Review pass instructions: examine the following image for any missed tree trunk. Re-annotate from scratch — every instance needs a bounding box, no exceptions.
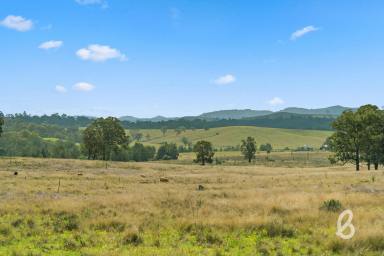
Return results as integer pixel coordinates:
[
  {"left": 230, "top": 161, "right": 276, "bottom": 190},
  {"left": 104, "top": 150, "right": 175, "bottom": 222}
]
[
  {"left": 248, "top": 157, "right": 251, "bottom": 163},
  {"left": 374, "top": 162, "right": 379, "bottom": 170},
  {"left": 202, "top": 157, "right": 205, "bottom": 166},
  {"left": 355, "top": 150, "right": 360, "bottom": 171},
  {"left": 367, "top": 161, "right": 371, "bottom": 170}
]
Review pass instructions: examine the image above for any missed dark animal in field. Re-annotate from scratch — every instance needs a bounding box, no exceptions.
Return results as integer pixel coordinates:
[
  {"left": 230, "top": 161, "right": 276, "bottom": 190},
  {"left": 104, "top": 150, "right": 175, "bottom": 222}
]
[
  {"left": 159, "top": 177, "right": 169, "bottom": 183},
  {"left": 197, "top": 184, "right": 205, "bottom": 191}
]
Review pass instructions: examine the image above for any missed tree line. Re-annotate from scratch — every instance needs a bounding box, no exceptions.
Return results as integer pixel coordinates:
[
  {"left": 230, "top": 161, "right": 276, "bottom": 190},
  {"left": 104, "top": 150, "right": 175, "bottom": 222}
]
[
  {"left": 2, "top": 105, "right": 383, "bottom": 170},
  {"left": 329, "top": 104, "right": 384, "bottom": 171},
  {"left": 2, "top": 111, "right": 336, "bottom": 131}
]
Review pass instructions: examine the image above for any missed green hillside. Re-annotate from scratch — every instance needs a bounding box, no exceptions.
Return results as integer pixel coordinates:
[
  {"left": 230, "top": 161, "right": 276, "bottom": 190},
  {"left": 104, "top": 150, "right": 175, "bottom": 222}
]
[{"left": 132, "top": 126, "right": 332, "bottom": 150}]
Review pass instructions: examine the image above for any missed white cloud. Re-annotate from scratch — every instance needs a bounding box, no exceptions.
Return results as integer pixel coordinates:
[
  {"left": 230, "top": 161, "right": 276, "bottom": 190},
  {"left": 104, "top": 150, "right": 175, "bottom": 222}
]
[
  {"left": 290, "top": 25, "right": 319, "bottom": 40},
  {"left": 39, "top": 40, "right": 63, "bottom": 50},
  {"left": 73, "top": 82, "right": 95, "bottom": 92},
  {"left": 55, "top": 85, "right": 67, "bottom": 93},
  {"left": 1, "top": 15, "right": 33, "bottom": 32},
  {"left": 213, "top": 74, "right": 236, "bottom": 85},
  {"left": 76, "top": 44, "right": 127, "bottom": 62},
  {"left": 75, "top": 0, "right": 108, "bottom": 8},
  {"left": 268, "top": 97, "right": 285, "bottom": 106}
]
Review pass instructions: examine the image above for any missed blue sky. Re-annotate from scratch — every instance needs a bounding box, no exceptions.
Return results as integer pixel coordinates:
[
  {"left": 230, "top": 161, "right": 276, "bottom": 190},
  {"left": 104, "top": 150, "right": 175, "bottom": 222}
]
[{"left": 1, "top": 0, "right": 384, "bottom": 117}]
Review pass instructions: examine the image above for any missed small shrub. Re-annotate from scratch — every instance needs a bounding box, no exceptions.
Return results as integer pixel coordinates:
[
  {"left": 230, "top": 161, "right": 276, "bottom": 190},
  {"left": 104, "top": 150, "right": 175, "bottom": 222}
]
[
  {"left": 122, "top": 231, "right": 143, "bottom": 246},
  {"left": 63, "top": 237, "right": 80, "bottom": 250},
  {"left": 328, "top": 240, "right": 346, "bottom": 253},
  {"left": 0, "top": 224, "right": 11, "bottom": 236},
  {"left": 320, "top": 199, "right": 342, "bottom": 212},
  {"left": 195, "top": 228, "right": 222, "bottom": 246},
  {"left": 11, "top": 218, "right": 24, "bottom": 228},
  {"left": 27, "top": 219, "right": 35, "bottom": 229},
  {"left": 261, "top": 222, "right": 296, "bottom": 238},
  {"left": 53, "top": 212, "right": 79, "bottom": 232},
  {"left": 362, "top": 235, "right": 384, "bottom": 251}
]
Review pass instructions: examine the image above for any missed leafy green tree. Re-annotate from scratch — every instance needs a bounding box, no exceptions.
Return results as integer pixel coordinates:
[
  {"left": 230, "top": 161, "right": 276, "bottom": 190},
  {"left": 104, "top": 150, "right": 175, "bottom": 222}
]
[
  {"left": 0, "top": 111, "right": 4, "bottom": 137},
  {"left": 259, "top": 143, "right": 272, "bottom": 153},
  {"left": 130, "top": 143, "right": 156, "bottom": 162},
  {"left": 181, "top": 137, "right": 191, "bottom": 149},
  {"left": 329, "top": 105, "right": 384, "bottom": 171},
  {"left": 193, "top": 140, "right": 214, "bottom": 165},
  {"left": 321, "top": 137, "right": 332, "bottom": 151},
  {"left": 83, "top": 117, "right": 128, "bottom": 161},
  {"left": 51, "top": 140, "right": 81, "bottom": 159},
  {"left": 241, "top": 137, "right": 257, "bottom": 163},
  {"left": 83, "top": 123, "right": 103, "bottom": 159},
  {"left": 161, "top": 127, "right": 167, "bottom": 136},
  {"left": 156, "top": 142, "right": 179, "bottom": 160},
  {"left": 329, "top": 110, "right": 363, "bottom": 171},
  {"left": 358, "top": 105, "right": 384, "bottom": 170}
]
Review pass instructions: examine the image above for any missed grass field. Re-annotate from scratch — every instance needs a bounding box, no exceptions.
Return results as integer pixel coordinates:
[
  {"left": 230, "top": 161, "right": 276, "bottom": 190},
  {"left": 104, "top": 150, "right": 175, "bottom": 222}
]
[
  {"left": 130, "top": 126, "right": 332, "bottom": 150},
  {"left": 0, "top": 157, "right": 383, "bottom": 255},
  {"left": 177, "top": 151, "right": 332, "bottom": 167}
]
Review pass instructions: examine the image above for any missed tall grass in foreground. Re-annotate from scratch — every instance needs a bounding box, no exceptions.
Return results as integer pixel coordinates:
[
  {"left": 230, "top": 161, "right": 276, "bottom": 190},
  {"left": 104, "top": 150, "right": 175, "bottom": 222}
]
[{"left": 0, "top": 157, "right": 383, "bottom": 255}]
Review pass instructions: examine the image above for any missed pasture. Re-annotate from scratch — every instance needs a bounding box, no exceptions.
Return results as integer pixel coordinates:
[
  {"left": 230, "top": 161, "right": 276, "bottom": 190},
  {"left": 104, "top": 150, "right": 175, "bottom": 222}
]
[
  {"left": 130, "top": 126, "right": 332, "bottom": 150},
  {"left": 0, "top": 157, "right": 383, "bottom": 255}
]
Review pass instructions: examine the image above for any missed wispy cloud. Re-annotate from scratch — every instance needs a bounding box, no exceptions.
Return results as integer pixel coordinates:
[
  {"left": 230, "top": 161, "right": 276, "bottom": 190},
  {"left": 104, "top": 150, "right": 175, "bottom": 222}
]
[
  {"left": 213, "top": 74, "right": 236, "bottom": 85},
  {"left": 75, "top": 0, "right": 108, "bottom": 9},
  {"left": 39, "top": 40, "right": 63, "bottom": 50},
  {"left": 1, "top": 15, "right": 33, "bottom": 32},
  {"left": 55, "top": 85, "right": 67, "bottom": 93},
  {"left": 290, "top": 25, "right": 319, "bottom": 40},
  {"left": 76, "top": 44, "right": 127, "bottom": 62},
  {"left": 73, "top": 82, "right": 95, "bottom": 92},
  {"left": 268, "top": 97, "right": 285, "bottom": 106}
]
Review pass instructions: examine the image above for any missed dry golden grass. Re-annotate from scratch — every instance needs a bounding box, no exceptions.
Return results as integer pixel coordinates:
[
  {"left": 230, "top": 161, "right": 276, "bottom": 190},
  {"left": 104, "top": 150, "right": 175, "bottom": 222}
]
[{"left": 0, "top": 157, "right": 383, "bottom": 255}]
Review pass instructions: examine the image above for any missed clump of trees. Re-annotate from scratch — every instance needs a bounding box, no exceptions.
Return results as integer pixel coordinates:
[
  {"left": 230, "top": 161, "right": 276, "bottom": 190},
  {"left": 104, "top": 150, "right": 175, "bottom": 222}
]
[
  {"left": 329, "top": 105, "right": 384, "bottom": 171},
  {"left": 129, "top": 143, "right": 156, "bottom": 162},
  {"left": 241, "top": 137, "right": 257, "bottom": 163},
  {"left": 193, "top": 140, "right": 214, "bottom": 165},
  {"left": 156, "top": 143, "right": 179, "bottom": 160},
  {"left": 259, "top": 143, "right": 272, "bottom": 153},
  {"left": 0, "top": 111, "right": 4, "bottom": 137},
  {"left": 83, "top": 117, "right": 129, "bottom": 160},
  {"left": 83, "top": 118, "right": 157, "bottom": 162}
]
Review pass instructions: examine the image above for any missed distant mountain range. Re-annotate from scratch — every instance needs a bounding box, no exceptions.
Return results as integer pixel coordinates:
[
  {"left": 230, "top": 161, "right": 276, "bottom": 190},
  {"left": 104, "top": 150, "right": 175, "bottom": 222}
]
[
  {"left": 120, "top": 105, "right": 354, "bottom": 122},
  {"left": 119, "top": 115, "right": 175, "bottom": 122}
]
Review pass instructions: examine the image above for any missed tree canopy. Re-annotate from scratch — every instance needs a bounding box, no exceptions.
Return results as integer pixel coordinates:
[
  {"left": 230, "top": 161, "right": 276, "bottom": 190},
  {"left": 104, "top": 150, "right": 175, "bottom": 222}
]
[
  {"left": 83, "top": 117, "right": 129, "bottom": 160},
  {"left": 0, "top": 111, "right": 4, "bottom": 137},
  {"left": 193, "top": 140, "right": 214, "bottom": 165},
  {"left": 329, "top": 105, "right": 384, "bottom": 171},
  {"left": 241, "top": 137, "right": 257, "bottom": 163}
]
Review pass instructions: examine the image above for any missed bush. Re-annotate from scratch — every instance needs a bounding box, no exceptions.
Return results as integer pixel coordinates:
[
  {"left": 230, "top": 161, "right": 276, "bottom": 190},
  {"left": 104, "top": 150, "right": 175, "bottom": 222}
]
[
  {"left": 122, "top": 231, "right": 143, "bottom": 246},
  {"left": 130, "top": 143, "right": 156, "bottom": 162},
  {"left": 320, "top": 199, "right": 342, "bottom": 212},
  {"left": 53, "top": 212, "right": 79, "bottom": 232},
  {"left": 261, "top": 221, "right": 296, "bottom": 238},
  {"left": 156, "top": 143, "right": 179, "bottom": 160}
]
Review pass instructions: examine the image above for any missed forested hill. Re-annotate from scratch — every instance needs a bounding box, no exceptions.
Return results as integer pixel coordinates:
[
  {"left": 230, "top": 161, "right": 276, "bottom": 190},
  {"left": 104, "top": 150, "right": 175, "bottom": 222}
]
[
  {"left": 198, "top": 109, "right": 273, "bottom": 120},
  {"left": 124, "top": 112, "right": 336, "bottom": 130},
  {"left": 3, "top": 112, "right": 336, "bottom": 131}
]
